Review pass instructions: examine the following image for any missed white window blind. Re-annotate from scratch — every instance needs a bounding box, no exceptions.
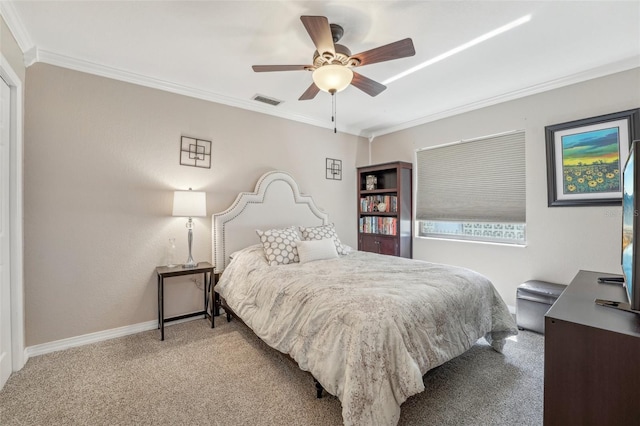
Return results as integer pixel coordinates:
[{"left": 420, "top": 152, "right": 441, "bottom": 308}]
[{"left": 416, "top": 130, "right": 526, "bottom": 223}]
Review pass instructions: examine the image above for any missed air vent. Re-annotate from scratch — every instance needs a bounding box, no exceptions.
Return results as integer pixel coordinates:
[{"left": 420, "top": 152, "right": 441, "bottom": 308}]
[{"left": 252, "top": 94, "right": 283, "bottom": 106}]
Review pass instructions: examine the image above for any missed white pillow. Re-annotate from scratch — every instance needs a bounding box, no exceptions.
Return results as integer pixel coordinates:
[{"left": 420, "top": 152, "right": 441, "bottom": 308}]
[
  {"left": 256, "top": 227, "right": 300, "bottom": 266},
  {"left": 299, "top": 223, "right": 348, "bottom": 255},
  {"left": 296, "top": 238, "right": 339, "bottom": 264},
  {"left": 229, "top": 244, "right": 263, "bottom": 261}
]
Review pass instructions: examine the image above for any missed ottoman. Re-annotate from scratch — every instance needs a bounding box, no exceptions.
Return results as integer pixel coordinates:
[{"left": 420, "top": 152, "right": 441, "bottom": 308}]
[{"left": 516, "top": 280, "right": 567, "bottom": 334}]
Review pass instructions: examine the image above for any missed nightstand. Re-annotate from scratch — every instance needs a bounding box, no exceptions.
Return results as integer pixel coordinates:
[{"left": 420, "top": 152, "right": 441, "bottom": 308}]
[{"left": 156, "top": 262, "right": 215, "bottom": 341}]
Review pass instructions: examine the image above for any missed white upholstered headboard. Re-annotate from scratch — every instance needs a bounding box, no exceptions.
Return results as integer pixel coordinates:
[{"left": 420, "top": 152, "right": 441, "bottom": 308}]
[{"left": 212, "top": 171, "right": 329, "bottom": 271}]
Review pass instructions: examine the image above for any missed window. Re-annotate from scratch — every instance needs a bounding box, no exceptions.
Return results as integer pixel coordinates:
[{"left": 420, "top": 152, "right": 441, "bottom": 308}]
[{"left": 416, "top": 130, "right": 526, "bottom": 245}]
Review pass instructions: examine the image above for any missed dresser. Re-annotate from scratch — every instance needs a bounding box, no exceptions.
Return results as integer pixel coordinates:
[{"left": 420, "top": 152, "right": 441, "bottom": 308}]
[{"left": 544, "top": 270, "right": 640, "bottom": 425}]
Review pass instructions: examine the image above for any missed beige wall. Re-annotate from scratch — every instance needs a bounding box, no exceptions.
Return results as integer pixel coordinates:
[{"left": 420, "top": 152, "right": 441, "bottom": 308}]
[
  {"left": 371, "top": 68, "right": 640, "bottom": 307},
  {"left": 0, "top": 15, "right": 25, "bottom": 82},
  {"left": 24, "top": 63, "right": 368, "bottom": 346},
  {"left": 20, "top": 57, "right": 640, "bottom": 344}
]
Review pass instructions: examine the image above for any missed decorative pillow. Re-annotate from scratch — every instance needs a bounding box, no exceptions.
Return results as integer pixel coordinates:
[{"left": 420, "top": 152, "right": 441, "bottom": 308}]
[
  {"left": 256, "top": 227, "right": 300, "bottom": 266},
  {"left": 299, "top": 223, "right": 348, "bottom": 255},
  {"left": 296, "top": 238, "right": 339, "bottom": 264}
]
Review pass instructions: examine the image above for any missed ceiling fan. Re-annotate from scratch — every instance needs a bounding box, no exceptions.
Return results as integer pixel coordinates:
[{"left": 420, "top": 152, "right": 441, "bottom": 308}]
[{"left": 252, "top": 15, "right": 416, "bottom": 101}]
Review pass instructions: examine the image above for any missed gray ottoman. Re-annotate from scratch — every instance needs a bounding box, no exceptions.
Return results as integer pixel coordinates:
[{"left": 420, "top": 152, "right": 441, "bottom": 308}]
[{"left": 516, "top": 280, "right": 567, "bottom": 334}]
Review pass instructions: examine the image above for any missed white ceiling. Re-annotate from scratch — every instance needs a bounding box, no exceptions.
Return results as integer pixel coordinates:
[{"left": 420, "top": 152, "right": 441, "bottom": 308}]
[{"left": 2, "top": 1, "right": 640, "bottom": 137}]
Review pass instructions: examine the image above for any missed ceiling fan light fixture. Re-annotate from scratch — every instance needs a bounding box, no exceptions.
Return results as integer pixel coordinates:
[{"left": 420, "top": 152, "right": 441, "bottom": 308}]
[{"left": 312, "top": 64, "right": 353, "bottom": 93}]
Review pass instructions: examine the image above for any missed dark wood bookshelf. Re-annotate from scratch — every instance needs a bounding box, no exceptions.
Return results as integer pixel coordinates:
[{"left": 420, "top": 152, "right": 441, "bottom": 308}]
[{"left": 357, "top": 161, "right": 412, "bottom": 258}]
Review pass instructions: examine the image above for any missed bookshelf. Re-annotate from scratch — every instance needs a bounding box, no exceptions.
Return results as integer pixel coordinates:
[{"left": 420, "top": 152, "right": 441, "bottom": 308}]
[{"left": 357, "top": 161, "right": 412, "bottom": 258}]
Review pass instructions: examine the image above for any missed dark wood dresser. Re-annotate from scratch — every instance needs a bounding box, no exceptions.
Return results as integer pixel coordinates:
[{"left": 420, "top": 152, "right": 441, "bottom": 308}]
[{"left": 544, "top": 270, "right": 640, "bottom": 425}]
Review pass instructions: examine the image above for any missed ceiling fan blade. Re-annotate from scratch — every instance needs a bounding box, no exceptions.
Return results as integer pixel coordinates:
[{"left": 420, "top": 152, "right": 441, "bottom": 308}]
[
  {"left": 300, "top": 16, "right": 335, "bottom": 57},
  {"left": 351, "top": 72, "right": 387, "bottom": 97},
  {"left": 350, "top": 38, "right": 416, "bottom": 67},
  {"left": 299, "top": 82, "right": 320, "bottom": 101},
  {"left": 252, "top": 65, "right": 311, "bottom": 72}
]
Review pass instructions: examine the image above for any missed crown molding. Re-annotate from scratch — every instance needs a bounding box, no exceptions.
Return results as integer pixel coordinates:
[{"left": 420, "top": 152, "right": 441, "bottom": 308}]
[
  {"left": 16, "top": 44, "right": 640, "bottom": 140},
  {"left": 0, "top": 1, "right": 34, "bottom": 54},
  {"left": 34, "top": 48, "right": 364, "bottom": 137},
  {"left": 23, "top": 46, "right": 38, "bottom": 67},
  {"left": 368, "top": 55, "right": 640, "bottom": 138}
]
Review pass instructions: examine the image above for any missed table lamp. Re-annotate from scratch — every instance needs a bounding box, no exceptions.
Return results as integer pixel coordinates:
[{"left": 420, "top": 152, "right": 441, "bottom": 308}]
[{"left": 172, "top": 188, "right": 206, "bottom": 268}]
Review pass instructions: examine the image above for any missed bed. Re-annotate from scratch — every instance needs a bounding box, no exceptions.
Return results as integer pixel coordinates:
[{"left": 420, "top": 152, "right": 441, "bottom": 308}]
[{"left": 212, "top": 171, "right": 518, "bottom": 426}]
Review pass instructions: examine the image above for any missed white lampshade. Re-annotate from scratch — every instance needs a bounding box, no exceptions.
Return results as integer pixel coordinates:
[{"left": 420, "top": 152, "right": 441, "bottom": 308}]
[
  {"left": 172, "top": 190, "right": 206, "bottom": 217},
  {"left": 312, "top": 64, "right": 353, "bottom": 93}
]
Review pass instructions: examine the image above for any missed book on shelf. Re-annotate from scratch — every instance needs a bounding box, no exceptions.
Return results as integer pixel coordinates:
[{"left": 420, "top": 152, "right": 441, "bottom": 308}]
[
  {"left": 359, "top": 217, "right": 397, "bottom": 235},
  {"left": 360, "top": 195, "right": 397, "bottom": 213}
]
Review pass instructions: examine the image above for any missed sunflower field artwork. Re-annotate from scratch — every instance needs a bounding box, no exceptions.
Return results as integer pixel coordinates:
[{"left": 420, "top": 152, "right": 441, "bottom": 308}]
[
  {"left": 546, "top": 109, "right": 639, "bottom": 207},
  {"left": 561, "top": 127, "right": 621, "bottom": 195}
]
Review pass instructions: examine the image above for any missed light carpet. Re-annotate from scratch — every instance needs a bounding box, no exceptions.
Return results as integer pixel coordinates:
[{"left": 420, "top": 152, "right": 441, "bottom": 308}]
[{"left": 0, "top": 318, "right": 543, "bottom": 425}]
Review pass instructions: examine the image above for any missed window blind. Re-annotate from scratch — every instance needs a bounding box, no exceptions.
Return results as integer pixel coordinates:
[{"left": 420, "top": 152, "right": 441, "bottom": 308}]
[{"left": 416, "top": 130, "right": 526, "bottom": 223}]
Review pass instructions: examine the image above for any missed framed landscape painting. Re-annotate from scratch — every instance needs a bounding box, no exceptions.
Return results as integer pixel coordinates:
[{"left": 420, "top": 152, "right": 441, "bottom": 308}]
[{"left": 546, "top": 109, "right": 640, "bottom": 207}]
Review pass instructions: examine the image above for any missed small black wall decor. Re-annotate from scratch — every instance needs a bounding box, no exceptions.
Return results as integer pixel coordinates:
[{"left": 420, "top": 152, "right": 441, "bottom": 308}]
[
  {"left": 180, "top": 136, "right": 211, "bottom": 169},
  {"left": 326, "top": 158, "right": 342, "bottom": 180}
]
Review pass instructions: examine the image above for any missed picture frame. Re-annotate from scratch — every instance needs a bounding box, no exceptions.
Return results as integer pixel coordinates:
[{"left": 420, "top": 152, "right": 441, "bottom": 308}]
[
  {"left": 545, "top": 108, "right": 640, "bottom": 207},
  {"left": 326, "top": 158, "right": 342, "bottom": 180},
  {"left": 180, "top": 136, "right": 211, "bottom": 169}
]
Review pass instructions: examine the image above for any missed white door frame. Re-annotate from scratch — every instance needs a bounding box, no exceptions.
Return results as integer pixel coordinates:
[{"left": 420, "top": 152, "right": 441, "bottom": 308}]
[{"left": 0, "top": 53, "right": 25, "bottom": 373}]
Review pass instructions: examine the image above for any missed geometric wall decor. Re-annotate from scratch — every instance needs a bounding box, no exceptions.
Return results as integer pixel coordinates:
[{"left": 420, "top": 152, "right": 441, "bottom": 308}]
[
  {"left": 325, "top": 158, "right": 342, "bottom": 180},
  {"left": 179, "top": 136, "right": 211, "bottom": 169}
]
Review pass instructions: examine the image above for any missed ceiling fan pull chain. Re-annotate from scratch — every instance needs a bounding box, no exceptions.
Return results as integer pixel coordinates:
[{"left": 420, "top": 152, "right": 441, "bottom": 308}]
[{"left": 332, "top": 91, "right": 337, "bottom": 134}]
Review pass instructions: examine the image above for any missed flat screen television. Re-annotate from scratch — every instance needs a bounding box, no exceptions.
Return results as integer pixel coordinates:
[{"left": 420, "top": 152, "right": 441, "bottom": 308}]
[
  {"left": 621, "top": 140, "right": 640, "bottom": 311},
  {"left": 598, "top": 140, "right": 640, "bottom": 313}
]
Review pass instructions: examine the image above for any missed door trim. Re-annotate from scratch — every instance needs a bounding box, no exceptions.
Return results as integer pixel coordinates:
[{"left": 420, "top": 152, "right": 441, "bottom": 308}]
[{"left": 0, "top": 53, "right": 25, "bottom": 372}]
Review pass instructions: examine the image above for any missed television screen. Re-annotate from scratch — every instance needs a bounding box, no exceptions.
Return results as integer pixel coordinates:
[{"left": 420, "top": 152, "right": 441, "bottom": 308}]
[
  {"left": 622, "top": 144, "right": 635, "bottom": 306},
  {"left": 600, "top": 140, "right": 640, "bottom": 313}
]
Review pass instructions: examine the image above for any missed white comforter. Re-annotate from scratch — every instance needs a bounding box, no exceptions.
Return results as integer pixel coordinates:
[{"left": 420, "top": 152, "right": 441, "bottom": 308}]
[{"left": 215, "top": 245, "right": 518, "bottom": 425}]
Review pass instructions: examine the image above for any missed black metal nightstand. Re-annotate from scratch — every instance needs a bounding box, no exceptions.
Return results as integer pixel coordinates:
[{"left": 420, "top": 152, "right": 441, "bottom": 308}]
[{"left": 156, "top": 262, "right": 215, "bottom": 341}]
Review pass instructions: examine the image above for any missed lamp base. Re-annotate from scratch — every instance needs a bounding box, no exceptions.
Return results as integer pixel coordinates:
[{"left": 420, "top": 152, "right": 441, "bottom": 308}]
[
  {"left": 182, "top": 253, "right": 198, "bottom": 269},
  {"left": 182, "top": 221, "right": 198, "bottom": 268}
]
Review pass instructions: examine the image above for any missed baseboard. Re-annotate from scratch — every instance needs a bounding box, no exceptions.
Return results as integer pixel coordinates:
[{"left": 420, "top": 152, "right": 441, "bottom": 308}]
[
  {"left": 23, "top": 305, "right": 516, "bottom": 360},
  {"left": 24, "top": 315, "right": 202, "bottom": 360}
]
